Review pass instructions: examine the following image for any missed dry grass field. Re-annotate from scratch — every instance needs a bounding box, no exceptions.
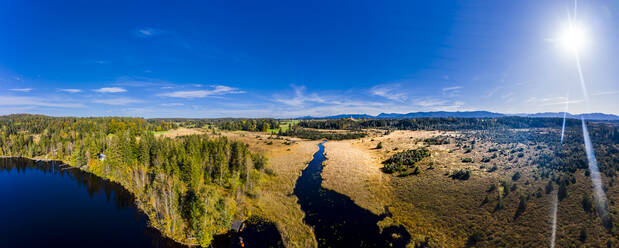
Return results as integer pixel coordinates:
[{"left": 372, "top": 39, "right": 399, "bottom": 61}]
[
  {"left": 153, "top": 127, "right": 206, "bottom": 138},
  {"left": 220, "top": 131, "right": 319, "bottom": 248},
  {"left": 321, "top": 130, "right": 618, "bottom": 247},
  {"left": 156, "top": 127, "right": 617, "bottom": 247}
]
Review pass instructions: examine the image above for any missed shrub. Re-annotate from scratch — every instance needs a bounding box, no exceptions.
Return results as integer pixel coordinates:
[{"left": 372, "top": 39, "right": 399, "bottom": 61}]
[
  {"left": 450, "top": 169, "right": 471, "bottom": 180},
  {"left": 264, "top": 168, "right": 277, "bottom": 176},
  {"left": 424, "top": 136, "right": 450, "bottom": 145},
  {"left": 502, "top": 181, "right": 511, "bottom": 196},
  {"left": 467, "top": 231, "right": 483, "bottom": 246},
  {"left": 512, "top": 171, "right": 521, "bottom": 181},
  {"left": 398, "top": 166, "right": 421, "bottom": 177},
  {"left": 462, "top": 157, "right": 473, "bottom": 163},
  {"left": 536, "top": 188, "right": 543, "bottom": 198},
  {"left": 482, "top": 195, "right": 489, "bottom": 205},
  {"left": 376, "top": 142, "right": 383, "bottom": 149},
  {"left": 558, "top": 183, "right": 568, "bottom": 200},
  {"left": 381, "top": 148, "right": 430, "bottom": 173},
  {"left": 251, "top": 153, "right": 268, "bottom": 170},
  {"left": 582, "top": 195, "right": 593, "bottom": 213},
  {"left": 545, "top": 181, "right": 554, "bottom": 194},
  {"left": 495, "top": 197, "right": 504, "bottom": 211},
  {"left": 488, "top": 184, "right": 497, "bottom": 192},
  {"left": 579, "top": 227, "right": 587, "bottom": 242},
  {"left": 514, "top": 195, "right": 527, "bottom": 219}
]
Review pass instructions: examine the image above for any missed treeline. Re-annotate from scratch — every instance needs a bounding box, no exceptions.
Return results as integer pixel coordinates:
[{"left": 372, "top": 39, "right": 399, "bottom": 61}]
[
  {"left": 205, "top": 118, "right": 367, "bottom": 140},
  {"left": 298, "top": 118, "right": 362, "bottom": 130},
  {"left": 150, "top": 118, "right": 282, "bottom": 132},
  {"left": 0, "top": 114, "right": 268, "bottom": 247},
  {"left": 298, "top": 117, "right": 582, "bottom": 131},
  {"left": 279, "top": 126, "right": 366, "bottom": 140},
  {"left": 216, "top": 119, "right": 280, "bottom": 132}
]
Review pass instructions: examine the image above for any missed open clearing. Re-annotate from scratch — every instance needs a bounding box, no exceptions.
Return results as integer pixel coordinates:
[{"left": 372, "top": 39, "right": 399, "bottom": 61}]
[
  {"left": 321, "top": 130, "right": 617, "bottom": 247},
  {"left": 155, "top": 127, "right": 617, "bottom": 247},
  {"left": 153, "top": 127, "right": 206, "bottom": 138}
]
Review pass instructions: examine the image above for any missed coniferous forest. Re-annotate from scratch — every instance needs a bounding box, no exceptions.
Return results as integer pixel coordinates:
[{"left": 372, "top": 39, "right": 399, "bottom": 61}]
[{"left": 0, "top": 114, "right": 268, "bottom": 247}]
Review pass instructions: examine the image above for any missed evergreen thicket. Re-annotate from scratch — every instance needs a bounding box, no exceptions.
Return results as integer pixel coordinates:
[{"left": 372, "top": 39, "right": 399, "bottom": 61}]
[{"left": 0, "top": 114, "right": 267, "bottom": 247}]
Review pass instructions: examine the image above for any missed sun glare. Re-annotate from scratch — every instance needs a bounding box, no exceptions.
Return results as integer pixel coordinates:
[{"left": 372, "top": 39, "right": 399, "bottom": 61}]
[{"left": 559, "top": 23, "right": 588, "bottom": 53}]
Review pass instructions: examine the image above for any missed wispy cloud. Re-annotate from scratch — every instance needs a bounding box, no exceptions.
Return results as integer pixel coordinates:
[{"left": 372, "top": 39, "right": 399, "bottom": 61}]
[
  {"left": 161, "top": 103, "right": 184, "bottom": 107},
  {"left": 9, "top": 88, "right": 32, "bottom": 92},
  {"left": 591, "top": 90, "right": 618, "bottom": 96},
  {"left": 413, "top": 99, "right": 449, "bottom": 107},
  {"left": 525, "top": 96, "right": 583, "bottom": 106},
  {"left": 411, "top": 97, "right": 466, "bottom": 111},
  {"left": 501, "top": 92, "right": 514, "bottom": 99},
  {"left": 59, "top": 89, "right": 82, "bottom": 93},
  {"left": 92, "top": 98, "right": 143, "bottom": 105},
  {"left": 370, "top": 84, "right": 407, "bottom": 102},
  {"left": 135, "top": 27, "right": 164, "bottom": 38},
  {"left": 486, "top": 86, "right": 504, "bottom": 97},
  {"left": 113, "top": 76, "right": 171, "bottom": 87},
  {"left": 442, "top": 86, "right": 462, "bottom": 92},
  {"left": 441, "top": 86, "right": 462, "bottom": 97},
  {"left": 159, "top": 85, "right": 245, "bottom": 98},
  {"left": 93, "top": 87, "right": 127, "bottom": 93},
  {"left": 0, "top": 95, "right": 84, "bottom": 108},
  {"left": 274, "top": 85, "right": 327, "bottom": 106},
  {"left": 270, "top": 85, "right": 419, "bottom": 117}
]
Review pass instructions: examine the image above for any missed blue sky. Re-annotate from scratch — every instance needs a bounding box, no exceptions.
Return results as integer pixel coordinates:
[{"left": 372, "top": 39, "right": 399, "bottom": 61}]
[{"left": 1, "top": 0, "right": 618, "bottom": 117}]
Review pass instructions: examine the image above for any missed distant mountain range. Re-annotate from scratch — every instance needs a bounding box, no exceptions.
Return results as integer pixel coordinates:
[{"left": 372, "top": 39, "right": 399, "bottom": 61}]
[{"left": 296, "top": 111, "right": 619, "bottom": 120}]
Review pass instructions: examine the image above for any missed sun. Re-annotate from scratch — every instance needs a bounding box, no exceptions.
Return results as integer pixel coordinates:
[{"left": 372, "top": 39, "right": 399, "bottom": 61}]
[{"left": 558, "top": 23, "right": 588, "bottom": 53}]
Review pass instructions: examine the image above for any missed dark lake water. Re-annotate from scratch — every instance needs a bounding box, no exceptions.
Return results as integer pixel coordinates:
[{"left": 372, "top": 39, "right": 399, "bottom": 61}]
[
  {"left": 0, "top": 158, "right": 284, "bottom": 248},
  {"left": 2, "top": 142, "right": 411, "bottom": 248},
  {"left": 293, "top": 142, "right": 411, "bottom": 247},
  {"left": 0, "top": 157, "right": 184, "bottom": 248}
]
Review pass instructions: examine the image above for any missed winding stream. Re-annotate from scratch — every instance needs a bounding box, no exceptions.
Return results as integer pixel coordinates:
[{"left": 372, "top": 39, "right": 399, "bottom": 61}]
[
  {"left": 2, "top": 142, "right": 411, "bottom": 248},
  {"left": 293, "top": 142, "right": 411, "bottom": 247}
]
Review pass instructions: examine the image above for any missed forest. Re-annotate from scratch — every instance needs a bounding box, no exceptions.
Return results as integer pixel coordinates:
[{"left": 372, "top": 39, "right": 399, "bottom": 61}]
[
  {"left": 0, "top": 114, "right": 269, "bottom": 247},
  {"left": 297, "top": 116, "right": 590, "bottom": 131}
]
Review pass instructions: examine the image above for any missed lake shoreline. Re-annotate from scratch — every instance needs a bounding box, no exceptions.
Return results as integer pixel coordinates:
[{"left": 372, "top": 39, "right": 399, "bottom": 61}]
[{"left": 1, "top": 155, "right": 196, "bottom": 247}]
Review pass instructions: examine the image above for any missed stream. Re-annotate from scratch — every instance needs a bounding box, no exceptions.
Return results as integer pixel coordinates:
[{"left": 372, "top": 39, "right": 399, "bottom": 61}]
[{"left": 293, "top": 142, "right": 411, "bottom": 247}]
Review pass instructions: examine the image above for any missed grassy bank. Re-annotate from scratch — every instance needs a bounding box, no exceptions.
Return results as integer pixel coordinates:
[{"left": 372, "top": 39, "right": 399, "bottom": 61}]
[{"left": 220, "top": 131, "right": 318, "bottom": 248}]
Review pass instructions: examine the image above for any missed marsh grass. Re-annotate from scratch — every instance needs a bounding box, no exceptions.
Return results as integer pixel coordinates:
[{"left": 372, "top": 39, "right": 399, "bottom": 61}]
[
  {"left": 321, "top": 130, "right": 618, "bottom": 247},
  {"left": 221, "top": 131, "right": 318, "bottom": 248}
]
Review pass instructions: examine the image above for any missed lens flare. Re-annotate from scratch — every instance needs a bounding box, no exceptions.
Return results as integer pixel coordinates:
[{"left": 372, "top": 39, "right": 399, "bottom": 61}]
[
  {"left": 560, "top": 93, "right": 568, "bottom": 144},
  {"left": 550, "top": 192, "right": 558, "bottom": 248},
  {"left": 581, "top": 118, "right": 609, "bottom": 219},
  {"left": 551, "top": 1, "right": 610, "bottom": 245}
]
